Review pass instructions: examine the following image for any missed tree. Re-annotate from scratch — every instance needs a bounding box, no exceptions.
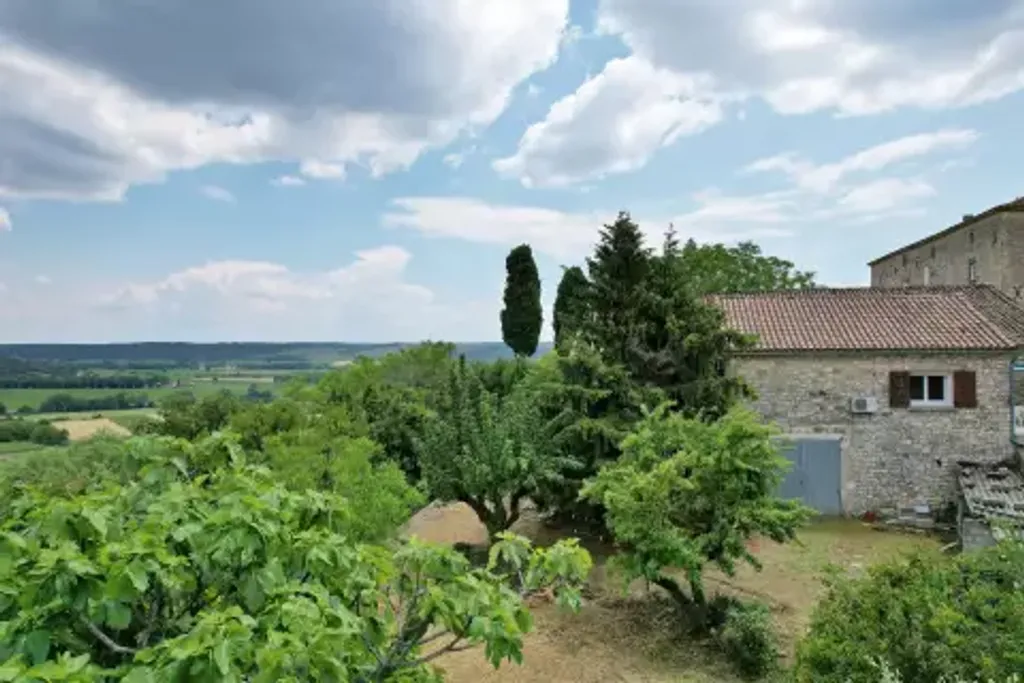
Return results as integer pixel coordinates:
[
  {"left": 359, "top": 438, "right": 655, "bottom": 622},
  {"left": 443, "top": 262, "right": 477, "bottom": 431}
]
[
  {"left": 418, "top": 356, "right": 571, "bottom": 540},
  {"left": 678, "top": 239, "right": 816, "bottom": 295},
  {"left": 626, "top": 230, "right": 755, "bottom": 420},
  {"left": 552, "top": 266, "right": 590, "bottom": 352},
  {"left": 583, "top": 212, "right": 652, "bottom": 366},
  {"left": 582, "top": 405, "right": 813, "bottom": 622},
  {"left": 0, "top": 401, "right": 6, "bottom": 417},
  {"left": 0, "top": 436, "right": 592, "bottom": 681},
  {"left": 500, "top": 244, "right": 543, "bottom": 357},
  {"left": 795, "top": 541, "right": 1024, "bottom": 683},
  {"left": 523, "top": 343, "right": 659, "bottom": 531}
]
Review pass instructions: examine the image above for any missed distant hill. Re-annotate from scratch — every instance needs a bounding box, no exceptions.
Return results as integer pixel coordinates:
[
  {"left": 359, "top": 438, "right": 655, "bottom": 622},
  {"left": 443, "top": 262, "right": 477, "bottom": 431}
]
[{"left": 0, "top": 341, "right": 554, "bottom": 368}]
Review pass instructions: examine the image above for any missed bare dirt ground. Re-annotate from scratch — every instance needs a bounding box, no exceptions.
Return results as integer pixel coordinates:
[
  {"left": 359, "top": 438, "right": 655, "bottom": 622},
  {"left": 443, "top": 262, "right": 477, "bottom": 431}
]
[
  {"left": 405, "top": 503, "right": 941, "bottom": 683},
  {"left": 57, "top": 417, "right": 131, "bottom": 441}
]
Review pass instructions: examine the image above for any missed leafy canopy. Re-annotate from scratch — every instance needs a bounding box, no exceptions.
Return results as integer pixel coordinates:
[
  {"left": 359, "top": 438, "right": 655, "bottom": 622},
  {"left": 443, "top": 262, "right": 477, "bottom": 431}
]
[
  {"left": 0, "top": 436, "right": 591, "bottom": 682},
  {"left": 582, "top": 405, "right": 813, "bottom": 614},
  {"left": 418, "top": 357, "right": 572, "bottom": 539}
]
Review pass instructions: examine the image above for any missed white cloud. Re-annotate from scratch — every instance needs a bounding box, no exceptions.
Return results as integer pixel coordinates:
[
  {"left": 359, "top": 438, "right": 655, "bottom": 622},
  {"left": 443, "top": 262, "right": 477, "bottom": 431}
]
[
  {"left": 494, "top": 56, "right": 723, "bottom": 187},
  {"left": 384, "top": 195, "right": 793, "bottom": 260},
  {"left": 200, "top": 185, "right": 236, "bottom": 202},
  {"left": 65, "top": 246, "right": 495, "bottom": 342},
  {"left": 271, "top": 175, "right": 306, "bottom": 187},
  {"left": 597, "top": 0, "right": 1024, "bottom": 115},
  {"left": 0, "top": 207, "right": 10, "bottom": 231},
  {"left": 34, "top": 274, "right": 51, "bottom": 285},
  {"left": 744, "top": 129, "right": 979, "bottom": 192},
  {"left": 0, "top": 1, "right": 569, "bottom": 201},
  {"left": 502, "top": 2, "right": 1022, "bottom": 185},
  {"left": 299, "top": 159, "right": 346, "bottom": 180},
  {"left": 836, "top": 178, "right": 935, "bottom": 214}
]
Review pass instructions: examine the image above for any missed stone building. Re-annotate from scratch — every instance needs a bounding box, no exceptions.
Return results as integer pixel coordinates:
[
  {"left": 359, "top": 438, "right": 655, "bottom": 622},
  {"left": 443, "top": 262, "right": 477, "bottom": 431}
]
[
  {"left": 713, "top": 285, "right": 1024, "bottom": 516},
  {"left": 869, "top": 196, "right": 1024, "bottom": 303}
]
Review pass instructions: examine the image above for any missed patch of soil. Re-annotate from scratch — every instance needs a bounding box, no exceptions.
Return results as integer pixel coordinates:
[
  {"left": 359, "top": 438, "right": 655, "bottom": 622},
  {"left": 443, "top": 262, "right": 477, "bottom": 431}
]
[{"left": 57, "top": 418, "right": 131, "bottom": 441}]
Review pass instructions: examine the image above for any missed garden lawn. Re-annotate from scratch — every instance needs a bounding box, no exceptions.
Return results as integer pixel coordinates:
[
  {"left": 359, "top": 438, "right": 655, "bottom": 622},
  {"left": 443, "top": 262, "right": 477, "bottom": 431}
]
[{"left": 405, "top": 505, "right": 942, "bottom": 683}]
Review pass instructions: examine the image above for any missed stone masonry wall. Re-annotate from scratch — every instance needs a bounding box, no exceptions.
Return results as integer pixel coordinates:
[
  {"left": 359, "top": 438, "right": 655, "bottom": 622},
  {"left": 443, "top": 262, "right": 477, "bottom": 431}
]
[
  {"left": 736, "top": 352, "right": 1016, "bottom": 515},
  {"left": 870, "top": 211, "right": 1024, "bottom": 304}
]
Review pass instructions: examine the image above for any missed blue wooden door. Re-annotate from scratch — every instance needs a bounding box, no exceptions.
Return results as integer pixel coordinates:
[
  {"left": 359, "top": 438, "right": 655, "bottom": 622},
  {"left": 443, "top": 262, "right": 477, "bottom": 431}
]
[{"left": 777, "top": 437, "right": 842, "bottom": 515}]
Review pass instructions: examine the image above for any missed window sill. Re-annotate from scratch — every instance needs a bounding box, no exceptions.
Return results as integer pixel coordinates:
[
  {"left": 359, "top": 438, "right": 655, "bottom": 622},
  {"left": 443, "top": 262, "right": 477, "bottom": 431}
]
[{"left": 908, "top": 403, "right": 955, "bottom": 412}]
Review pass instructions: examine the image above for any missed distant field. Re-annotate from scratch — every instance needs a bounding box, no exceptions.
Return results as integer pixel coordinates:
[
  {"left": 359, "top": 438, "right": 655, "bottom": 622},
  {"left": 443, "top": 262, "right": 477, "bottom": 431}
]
[{"left": 0, "top": 379, "right": 272, "bottom": 412}]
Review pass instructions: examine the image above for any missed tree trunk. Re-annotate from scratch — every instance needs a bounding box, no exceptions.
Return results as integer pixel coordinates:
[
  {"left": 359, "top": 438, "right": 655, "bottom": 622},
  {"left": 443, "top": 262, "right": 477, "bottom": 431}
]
[{"left": 653, "top": 575, "right": 693, "bottom": 611}]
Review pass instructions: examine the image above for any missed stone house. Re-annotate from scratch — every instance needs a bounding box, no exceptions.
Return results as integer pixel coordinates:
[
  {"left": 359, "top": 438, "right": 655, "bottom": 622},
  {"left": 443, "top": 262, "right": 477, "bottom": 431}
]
[
  {"left": 713, "top": 285, "right": 1024, "bottom": 517},
  {"left": 869, "top": 196, "right": 1024, "bottom": 303}
]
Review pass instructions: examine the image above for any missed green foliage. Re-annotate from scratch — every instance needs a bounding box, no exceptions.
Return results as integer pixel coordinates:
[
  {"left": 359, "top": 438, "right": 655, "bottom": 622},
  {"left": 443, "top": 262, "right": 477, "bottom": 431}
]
[
  {"left": 523, "top": 344, "right": 658, "bottom": 529},
  {"left": 794, "top": 542, "right": 1024, "bottom": 683},
  {"left": 582, "top": 405, "right": 813, "bottom": 615},
  {"left": 629, "top": 233, "right": 755, "bottom": 420},
  {"left": 677, "top": 239, "right": 816, "bottom": 295},
  {"left": 419, "top": 357, "right": 571, "bottom": 539},
  {"left": 0, "top": 419, "right": 68, "bottom": 446},
  {"left": 552, "top": 266, "right": 590, "bottom": 352},
  {"left": 154, "top": 390, "right": 242, "bottom": 440},
  {"left": 583, "top": 212, "right": 652, "bottom": 367},
  {"left": 714, "top": 600, "right": 779, "bottom": 679},
  {"left": 0, "top": 437, "right": 592, "bottom": 681},
  {"left": 500, "top": 244, "right": 543, "bottom": 357}
]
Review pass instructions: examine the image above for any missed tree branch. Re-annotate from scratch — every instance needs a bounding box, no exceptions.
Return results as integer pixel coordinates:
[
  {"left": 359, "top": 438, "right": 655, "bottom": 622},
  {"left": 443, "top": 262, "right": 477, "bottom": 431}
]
[
  {"left": 410, "top": 635, "right": 476, "bottom": 666},
  {"left": 78, "top": 615, "right": 138, "bottom": 655}
]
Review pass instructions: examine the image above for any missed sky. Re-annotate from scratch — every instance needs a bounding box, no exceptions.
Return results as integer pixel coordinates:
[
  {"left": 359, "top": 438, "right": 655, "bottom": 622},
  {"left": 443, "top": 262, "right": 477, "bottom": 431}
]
[{"left": 1, "top": 0, "right": 1023, "bottom": 343}]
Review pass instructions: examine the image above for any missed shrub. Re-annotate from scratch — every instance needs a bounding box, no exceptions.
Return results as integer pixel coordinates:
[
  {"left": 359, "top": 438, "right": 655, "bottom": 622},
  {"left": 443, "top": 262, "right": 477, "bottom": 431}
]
[
  {"left": 714, "top": 600, "right": 779, "bottom": 679},
  {"left": 794, "top": 542, "right": 1024, "bottom": 683}
]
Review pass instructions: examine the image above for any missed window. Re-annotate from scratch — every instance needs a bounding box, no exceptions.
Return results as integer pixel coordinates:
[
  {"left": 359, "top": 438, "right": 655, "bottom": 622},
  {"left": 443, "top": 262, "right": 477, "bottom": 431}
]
[
  {"left": 930, "top": 246, "right": 936, "bottom": 259},
  {"left": 923, "top": 265, "right": 931, "bottom": 285},
  {"left": 909, "top": 373, "right": 952, "bottom": 407},
  {"left": 969, "top": 230, "right": 975, "bottom": 245},
  {"left": 968, "top": 258, "right": 978, "bottom": 284}
]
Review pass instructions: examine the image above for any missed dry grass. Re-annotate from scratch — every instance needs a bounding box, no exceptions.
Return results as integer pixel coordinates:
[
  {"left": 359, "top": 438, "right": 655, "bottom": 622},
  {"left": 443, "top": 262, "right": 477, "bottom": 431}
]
[
  {"left": 57, "top": 417, "right": 131, "bottom": 441},
  {"left": 405, "top": 504, "right": 942, "bottom": 683}
]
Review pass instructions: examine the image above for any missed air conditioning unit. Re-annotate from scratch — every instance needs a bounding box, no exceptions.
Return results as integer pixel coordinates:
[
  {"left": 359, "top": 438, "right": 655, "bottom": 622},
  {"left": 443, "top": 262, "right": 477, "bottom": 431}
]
[{"left": 850, "top": 396, "right": 878, "bottom": 414}]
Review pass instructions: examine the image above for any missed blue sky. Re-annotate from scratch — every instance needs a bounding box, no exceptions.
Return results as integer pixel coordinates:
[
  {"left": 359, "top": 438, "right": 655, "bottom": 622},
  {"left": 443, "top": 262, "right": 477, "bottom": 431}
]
[{"left": 1, "top": 0, "right": 1023, "bottom": 342}]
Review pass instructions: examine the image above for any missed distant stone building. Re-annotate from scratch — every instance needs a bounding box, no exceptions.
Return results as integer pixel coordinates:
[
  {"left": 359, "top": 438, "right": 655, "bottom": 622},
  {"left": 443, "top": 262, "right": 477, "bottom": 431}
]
[
  {"left": 869, "top": 197, "right": 1024, "bottom": 304},
  {"left": 712, "top": 286, "right": 1024, "bottom": 517}
]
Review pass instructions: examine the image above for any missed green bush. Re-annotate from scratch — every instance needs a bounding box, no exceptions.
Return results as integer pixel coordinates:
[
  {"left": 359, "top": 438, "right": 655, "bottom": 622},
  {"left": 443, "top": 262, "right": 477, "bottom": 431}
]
[
  {"left": 794, "top": 542, "right": 1024, "bottom": 683},
  {"left": 714, "top": 600, "right": 779, "bottom": 679}
]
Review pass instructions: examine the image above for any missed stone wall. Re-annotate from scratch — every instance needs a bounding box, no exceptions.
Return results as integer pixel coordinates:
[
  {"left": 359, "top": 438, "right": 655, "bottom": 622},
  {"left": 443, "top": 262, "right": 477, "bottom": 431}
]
[
  {"left": 736, "top": 352, "right": 1017, "bottom": 515},
  {"left": 870, "top": 211, "right": 1024, "bottom": 304}
]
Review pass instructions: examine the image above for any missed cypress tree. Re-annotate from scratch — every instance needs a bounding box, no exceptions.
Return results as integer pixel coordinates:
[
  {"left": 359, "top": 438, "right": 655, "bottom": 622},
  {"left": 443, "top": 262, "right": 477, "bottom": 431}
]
[
  {"left": 500, "top": 244, "right": 543, "bottom": 357},
  {"left": 584, "top": 211, "right": 652, "bottom": 365},
  {"left": 552, "top": 265, "right": 590, "bottom": 351}
]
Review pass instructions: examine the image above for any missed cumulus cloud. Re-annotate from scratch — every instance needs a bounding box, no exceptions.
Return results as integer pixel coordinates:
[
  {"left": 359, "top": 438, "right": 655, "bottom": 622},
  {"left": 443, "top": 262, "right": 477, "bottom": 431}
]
[
  {"left": 384, "top": 195, "right": 794, "bottom": 261},
  {"left": 200, "top": 185, "right": 235, "bottom": 203},
  {"left": 598, "top": 0, "right": 1024, "bottom": 114},
  {"left": 0, "top": 207, "right": 10, "bottom": 231},
  {"left": 494, "top": 56, "right": 723, "bottom": 187},
  {"left": 504, "top": 1, "right": 1022, "bottom": 186},
  {"left": 0, "top": 0, "right": 569, "bottom": 201}
]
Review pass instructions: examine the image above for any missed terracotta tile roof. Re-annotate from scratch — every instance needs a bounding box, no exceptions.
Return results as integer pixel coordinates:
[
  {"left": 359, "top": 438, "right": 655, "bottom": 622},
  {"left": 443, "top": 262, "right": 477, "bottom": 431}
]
[
  {"left": 868, "top": 195, "right": 1024, "bottom": 265},
  {"left": 712, "top": 285, "right": 1024, "bottom": 353}
]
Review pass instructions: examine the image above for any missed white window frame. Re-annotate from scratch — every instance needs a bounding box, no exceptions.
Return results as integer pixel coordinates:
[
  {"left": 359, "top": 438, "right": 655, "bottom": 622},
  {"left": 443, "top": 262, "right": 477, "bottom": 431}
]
[
  {"left": 922, "top": 265, "right": 931, "bottom": 285},
  {"left": 909, "top": 372, "right": 953, "bottom": 408},
  {"left": 968, "top": 258, "right": 978, "bottom": 284}
]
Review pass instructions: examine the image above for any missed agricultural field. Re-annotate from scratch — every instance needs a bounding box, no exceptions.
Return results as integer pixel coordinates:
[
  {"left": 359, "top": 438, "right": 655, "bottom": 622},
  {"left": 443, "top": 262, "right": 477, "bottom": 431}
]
[
  {"left": 0, "top": 441, "right": 47, "bottom": 458},
  {"left": 0, "top": 378, "right": 275, "bottom": 413},
  {"left": 406, "top": 504, "right": 942, "bottom": 683}
]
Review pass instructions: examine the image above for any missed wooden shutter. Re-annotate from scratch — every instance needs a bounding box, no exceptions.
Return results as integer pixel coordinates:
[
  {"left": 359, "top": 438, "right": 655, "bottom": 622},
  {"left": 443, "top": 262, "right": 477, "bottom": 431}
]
[
  {"left": 953, "top": 370, "right": 978, "bottom": 408},
  {"left": 889, "top": 371, "right": 911, "bottom": 408}
]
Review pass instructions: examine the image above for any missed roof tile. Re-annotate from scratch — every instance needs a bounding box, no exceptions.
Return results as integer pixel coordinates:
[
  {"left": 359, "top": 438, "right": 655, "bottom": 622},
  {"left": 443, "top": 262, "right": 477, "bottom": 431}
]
[{"left": 712, "top": 285, "right": 1024, "bottom": 353}]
